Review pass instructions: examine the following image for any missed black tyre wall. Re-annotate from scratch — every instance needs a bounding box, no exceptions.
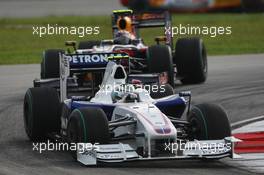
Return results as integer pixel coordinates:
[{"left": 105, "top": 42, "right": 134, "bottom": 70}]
[
  {"left": 187, "top": 103, "right": 231, "bottom": 140},
  {"left": 147, "top": 45, "right": 175, "bottom": 87},
  {"left": 23, "top": 87, "right": 61, "bottom": 141},
  {"left": 41, "top": 49, "right": 65, "bottom": 79},
  {"left": 67, "top": 107, "right": 109, "bottom": 144},
  {"left": 174, "top": 38, "right": 207, "bottom": 84},
  {"left": 150, "top": 84, "right": 174, "bottom": 99}
]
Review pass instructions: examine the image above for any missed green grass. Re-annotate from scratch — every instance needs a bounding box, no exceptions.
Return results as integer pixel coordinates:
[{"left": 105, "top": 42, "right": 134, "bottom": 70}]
[{"left": 0, "top": 13, "right": 263, "bottom": 64}]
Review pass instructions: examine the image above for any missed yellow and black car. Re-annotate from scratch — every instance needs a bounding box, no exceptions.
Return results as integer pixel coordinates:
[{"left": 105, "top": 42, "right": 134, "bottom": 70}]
[{"left": 120, "top": 0, "right": 264, "bottom": 12}]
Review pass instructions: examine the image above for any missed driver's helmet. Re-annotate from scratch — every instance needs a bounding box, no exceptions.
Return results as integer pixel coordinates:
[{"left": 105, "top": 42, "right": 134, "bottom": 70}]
[
  {"left": 111, "top": 90, "right": 124, "bottom": 103},
  {"left": 117, "top": 16, "right": 132, "bottom": 32},
  {"left": 111, "top": 84, "right": 137, "bottom": 103},
  {"left": 111, "top": 86, "right": 125, "bottom": 103},
  {"left": 123, "top": 92, "right": 139, "bottom": 103},
  {"left": 114, "top": 16, "right": 135, "bottom": 45}
]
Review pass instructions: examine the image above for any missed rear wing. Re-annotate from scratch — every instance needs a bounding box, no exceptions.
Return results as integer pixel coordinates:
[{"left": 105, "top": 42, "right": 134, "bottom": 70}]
[
  {"left": 63, "top": 52, "right": 128, "bottom": 72},
  {"left": 112, "top": 10, "right": 173, "bottom": 47},
  {"left": 59, "top": 53, "right": 129, "bottom": 101},
  {"left": 135, "top": 11, "right": 171, "bottom": 28}
]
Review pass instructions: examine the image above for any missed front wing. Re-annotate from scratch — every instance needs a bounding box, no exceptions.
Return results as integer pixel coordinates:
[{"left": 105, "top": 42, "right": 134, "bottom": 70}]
[{"left": 77, "top": 136, "right": 241, "bottom": 165}]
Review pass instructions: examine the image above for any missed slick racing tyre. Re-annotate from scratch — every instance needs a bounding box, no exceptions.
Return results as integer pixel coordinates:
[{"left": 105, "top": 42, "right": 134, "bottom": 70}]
[
  {"left": 67, "top": 107, "right": 109, "bottom": 159},
  {"left": 147, "top": 45, "right": 175, "bottom": 87},
  {"left": 23, "top": 87, "right": 61, "bottom": 141},
  {"left": 174, "top": 38, "right": 207, "bottom": 84},
  {"left": 187, "top": 103, "right": 231, "bottom": 140},
  {"left": 78, "top": 40, "right": 101, "bottom": 49},
  {"left": 41, "top": 49, "right": 65, "bottom": 79},
  {"left": 150, "top": 84, "right": 174, "bottom": 99}
]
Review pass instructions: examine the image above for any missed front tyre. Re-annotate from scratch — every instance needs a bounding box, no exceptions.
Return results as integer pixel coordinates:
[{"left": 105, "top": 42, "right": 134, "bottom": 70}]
[
  {"left": 67, "top": 107, "right": 110, "bottom": 159},
  {"left": 187, "top": 103, "right": 231, "bottom": 140}
]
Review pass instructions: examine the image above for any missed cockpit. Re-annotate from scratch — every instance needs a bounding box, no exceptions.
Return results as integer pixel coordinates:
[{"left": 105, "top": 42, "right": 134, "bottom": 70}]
[{"left": 111, "top": 84, "right": 140, "bottom": 103}]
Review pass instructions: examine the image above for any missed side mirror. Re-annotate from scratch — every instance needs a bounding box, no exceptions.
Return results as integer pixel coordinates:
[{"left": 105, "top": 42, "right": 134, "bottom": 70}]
[
  {"left": 65, "top": 41, "right": 77, "bottom": 51},
  {"left": 155, "top": 36, "right": 166, "bottom": 45}
]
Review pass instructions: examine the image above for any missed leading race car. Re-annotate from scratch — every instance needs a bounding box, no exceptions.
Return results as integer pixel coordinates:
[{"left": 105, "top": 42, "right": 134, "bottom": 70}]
[
  {"left": 24, "top": 54, "right": 240, "bottom": 165},
  {"left": 120, "top": 0, "right": 264, "bottom": 12},
  {"left": 35, "top": 10, "right": 207, "bottom": 92}
]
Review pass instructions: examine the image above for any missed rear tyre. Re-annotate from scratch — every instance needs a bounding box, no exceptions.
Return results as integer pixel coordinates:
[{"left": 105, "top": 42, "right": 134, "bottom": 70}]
[
  {"left": 23, "top": 87, "right": 61, "bottom": 141},
  {"left": 147, "top": 45, "right": 174, "bottom": 87},
  {"left": 187, "top": 103, "right": 231, "bottom": 140},
  {"left": 78, "top": 40, "right": 101, "bottom": 50},
  {"left": 174, "top": 38, "right": 207, "bottom": 84},
  {"left": 41, "top": 49, "right": 65, "bottom": 79},
  {"left": 67, "top": 107, "right": 110, "bottom": 159},
  {"left": 150, "top": 84, "right": 174, "bottom": 99}
]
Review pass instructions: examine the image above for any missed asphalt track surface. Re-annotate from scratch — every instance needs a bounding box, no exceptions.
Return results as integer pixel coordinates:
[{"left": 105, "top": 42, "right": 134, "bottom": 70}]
[
  {"left": 0, "top": 0, "right": 123, "bottom": 17},
  {"left": 0, "top": 54, "right": 264, "bottom": 175}
]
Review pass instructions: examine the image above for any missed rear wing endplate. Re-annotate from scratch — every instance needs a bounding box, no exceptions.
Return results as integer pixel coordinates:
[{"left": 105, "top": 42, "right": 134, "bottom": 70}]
[{"left": 59, "top": 53, "right": 129, "bottom": 101}]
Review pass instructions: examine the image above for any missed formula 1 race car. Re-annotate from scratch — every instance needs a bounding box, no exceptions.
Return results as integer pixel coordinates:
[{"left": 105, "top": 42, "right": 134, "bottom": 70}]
[
  {"left": 24, "top": 54, "right": 240, "bottom": 165},
  {"left": 35, "top": 10, "right": 207, "bottom": 92},
  {"left": 120, "top": 0, "right": 264, "bottom": 12}
]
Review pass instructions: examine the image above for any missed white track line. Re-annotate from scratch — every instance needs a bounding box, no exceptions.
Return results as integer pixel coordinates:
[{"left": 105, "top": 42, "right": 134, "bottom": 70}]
[{"left": 231, "top": 115, "right": 264, "bottom": 130}]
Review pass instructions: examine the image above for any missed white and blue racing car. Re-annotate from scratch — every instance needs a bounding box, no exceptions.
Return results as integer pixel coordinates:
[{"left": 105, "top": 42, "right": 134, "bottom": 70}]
[{"left": 23, "top": 54, "right": 240, "bottom": 165}]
